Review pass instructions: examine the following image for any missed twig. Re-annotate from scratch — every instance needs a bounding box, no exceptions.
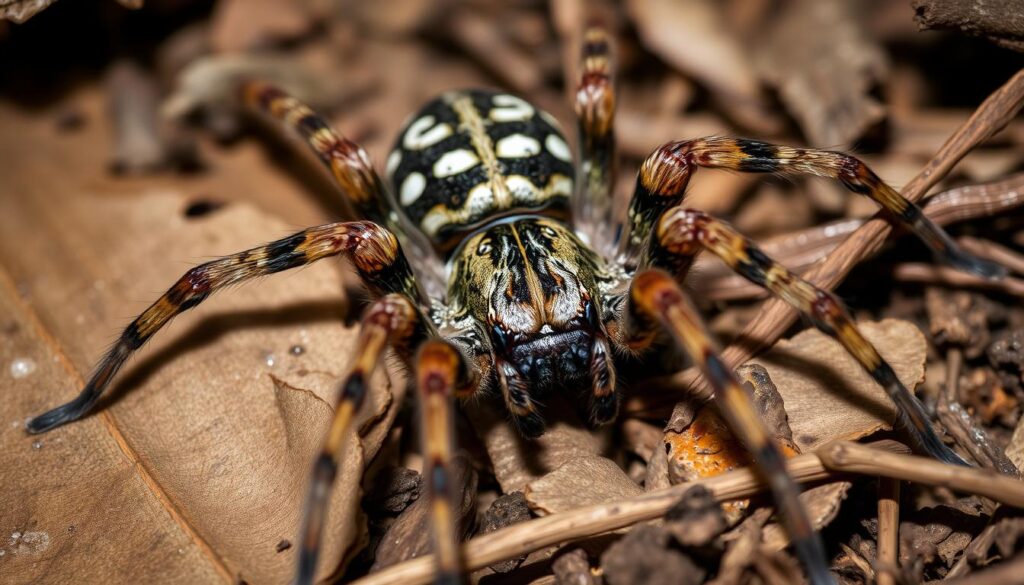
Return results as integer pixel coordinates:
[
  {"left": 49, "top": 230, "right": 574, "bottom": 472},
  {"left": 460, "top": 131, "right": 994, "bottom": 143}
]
[
  {"left": 912, "top": 0, "right": 1024, "bottom": 53},
  {"left": 358, "top": 440, "right": 1024, "bottom": 584},
  {"left": 354, "top": 441, "right": 909, "bottom": 585},
  {"left": 876, "top": 477, "right": 900, "bottom": 585},
  {"left": 692, "top": 172, "right": 1024, "bottom": 302},
  {"left": 690, "top": 69, "right": 1024, "bottom": 390},
  {"left": 892, "top": 263, "right": 1024, "bottom": 297},
  {"left": 817, "top": 442, "right": 1024, "bottom": 507},
  {"left": 959, "top": 236, "right": 1024, "bottom": 276}
]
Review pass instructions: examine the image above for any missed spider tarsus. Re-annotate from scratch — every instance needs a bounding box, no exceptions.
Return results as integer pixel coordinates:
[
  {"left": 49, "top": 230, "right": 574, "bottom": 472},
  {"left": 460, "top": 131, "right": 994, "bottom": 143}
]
[
  {"left": 25, "top": 398, "right": 90, "bottom": 434},
  {"left": 894, "top": 408, "right": 971, "bottom": 467},
  {"left": 792, "top": 536, "right": 836, "bottom": 585},
  {"left": 944, "top": 249, "right": 1007, "bottom": 281}
]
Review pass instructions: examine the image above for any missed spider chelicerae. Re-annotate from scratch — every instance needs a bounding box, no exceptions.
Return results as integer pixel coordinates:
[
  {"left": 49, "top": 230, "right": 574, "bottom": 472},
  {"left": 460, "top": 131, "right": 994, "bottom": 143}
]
[{"left": 26, "top": 25, "right": 1004, "bottom": 585}]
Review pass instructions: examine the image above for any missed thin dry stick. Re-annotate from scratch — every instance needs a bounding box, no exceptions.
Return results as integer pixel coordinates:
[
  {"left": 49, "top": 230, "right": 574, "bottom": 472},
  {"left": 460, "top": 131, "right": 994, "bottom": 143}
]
[
  {"left": 959, "top": 236, "right": 1024, "bottom": 276},
  {"left": 357, "top": 442, "right": 1024, "bottom": 585},
  {"left": 693, "top": 172, "right": 1024, "bottom": 302},
  {"left": 876, "top": 477, "right": 900, "bottom": 585},
  {"left": 818, "top": 442, "right": 1024, "bottom": 507},
  {"left": 353, "top": 444, "right": 909, "bottom": 585},
  {"left": 893, "top": 263, "right": 1024, "bottom": 297},
  {"left": 696, "top": 69, "right": 1024, "bottom": 386}
]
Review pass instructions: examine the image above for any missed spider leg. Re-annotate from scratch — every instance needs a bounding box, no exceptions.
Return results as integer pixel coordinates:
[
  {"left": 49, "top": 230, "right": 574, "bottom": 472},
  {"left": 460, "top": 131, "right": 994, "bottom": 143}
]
[
  {"left": 620, "top": 137, "right": 1005, "bottom": 280},
  {"left": 297, "top": 294, "right": 430, "bottom": 585},
  {"left": 572, "top": 25, "right": 616, "bottom": 252},
  {"left": 243, "top": 82, "right": 394, "bottom": 230},
  {"left": 242, "top": 81, "right": 446, "bottom": 296},
  {"left": 415, "top": 339, "right": 481, "bottom": 584},
  {"left": 621, "top": 269, "right": 832, "bottom": 585},
  {"left": 26, "top": 221, "right": 421, "bottom": 434},
  {"left": 646, "top": 207, "right": 967, "bottom": 466}
]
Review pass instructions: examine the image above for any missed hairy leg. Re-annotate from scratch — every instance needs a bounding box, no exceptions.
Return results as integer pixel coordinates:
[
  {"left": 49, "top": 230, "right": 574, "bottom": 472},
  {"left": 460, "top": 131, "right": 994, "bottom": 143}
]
[
  {"left": 243, "top": 82, "right": 395, "bottom": 229},
  {"left": 622, "top": 269, "right": 833, "bottom": 585},
  {"left": 298, "top": 294, "right": 429, "bottom": 584},
  {"left": 27, "top": 221, "right": 421, "bottom": 433},
  {"left": 573, "top": 25, "right": 617, "bottom": 253},
  {"left": 620, "top": 137, "right": 1004, "bottom": 280},
  {"left": 647, "top": 207, "right": 966, "bottom": 465},
  {"left": 415, "top": 340, "right": 481, "bottom": 584},
  {"left": 243, "top": 81, "right": 447, "bottom": 296}
]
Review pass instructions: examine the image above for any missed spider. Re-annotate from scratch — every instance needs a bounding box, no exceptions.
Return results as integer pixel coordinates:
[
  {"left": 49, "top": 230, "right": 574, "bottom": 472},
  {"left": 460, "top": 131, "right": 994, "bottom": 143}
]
[{"left": 26, "top": 25, "right": 1004, "bottom": 585}]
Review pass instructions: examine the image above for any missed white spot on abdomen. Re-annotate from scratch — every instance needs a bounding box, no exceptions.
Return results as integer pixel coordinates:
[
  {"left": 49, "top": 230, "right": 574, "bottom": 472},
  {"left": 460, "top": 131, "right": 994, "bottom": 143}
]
[
  {"left": 421, "top": 209, "right": 448, "bottom": 236},
  {"left": 496, "top": 134, "right": 541, "bottom": 158},
  {"left": 545, "top": 134, "right": 572, "bottom": 162},
  {"left": 490, "top": 94, "right": 534, "bottom": 122},
  {"left": 403, "top": 116, "right": 453, "bottom": 149},
  {"left": 385, "top": 150, "right": 402, "bottom": 178},
  {"left": 400, "top": 172, "right": 427, "bottom": 206},
  {"left": 505, "top": 175, "right": 540, "bottom": 202},
  {"left": 466, "top": 183, "right": 495, "bottom": 213},
  {"left": 433, "top": 149, "right": 480, "bottom": 178}
]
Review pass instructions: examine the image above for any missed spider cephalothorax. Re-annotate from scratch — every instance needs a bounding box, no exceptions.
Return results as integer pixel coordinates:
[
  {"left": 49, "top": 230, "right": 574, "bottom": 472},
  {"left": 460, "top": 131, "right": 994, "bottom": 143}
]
[
  {"left": 448, "top": 215, "right": 615, "bottom": 434},
  {"left": 26, "top": 25, "right": 1004, "bottom": 585}
]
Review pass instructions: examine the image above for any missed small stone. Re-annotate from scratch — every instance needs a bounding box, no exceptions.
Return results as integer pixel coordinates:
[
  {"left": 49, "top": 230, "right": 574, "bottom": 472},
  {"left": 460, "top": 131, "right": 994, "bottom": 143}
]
[
  {"left": 479, "top": 492, "right": 532, "bottom": 573},
  {"left": 663, "top": 485, "right": 727, "bottom": 548},
  {"left": 364, "top": 467, "right": 422, "bottom": 514},
  {"left": 552, "top": 548, "right": 597, "bottom": 585}
]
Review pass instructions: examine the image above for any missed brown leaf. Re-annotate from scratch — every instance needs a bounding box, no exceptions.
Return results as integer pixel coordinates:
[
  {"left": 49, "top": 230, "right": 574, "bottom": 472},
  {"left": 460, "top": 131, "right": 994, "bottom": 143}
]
[
  {"left": 748, "top": 319, "right": 927, "bottom": 452},
  {"left": 466, "top": 399, "right": 605, "bottom": 493},
  {"left": 524, "top": 456, "right": 643, "bottom": 516},
  {"left": 760, "top": 481, "right": 852, "bottom": 552},
  {"left": 0, "top": 94, "right": 401, "bottom": 583}
]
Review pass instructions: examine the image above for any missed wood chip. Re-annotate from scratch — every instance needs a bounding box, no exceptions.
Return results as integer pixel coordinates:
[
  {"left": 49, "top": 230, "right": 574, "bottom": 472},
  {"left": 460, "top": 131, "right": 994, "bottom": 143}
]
[{"left": 525, "top": 455, "right": 643, "bottom": 515}]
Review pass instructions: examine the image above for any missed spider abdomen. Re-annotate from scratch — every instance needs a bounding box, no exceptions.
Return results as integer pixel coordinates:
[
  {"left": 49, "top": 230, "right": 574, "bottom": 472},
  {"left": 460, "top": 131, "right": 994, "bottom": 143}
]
[{"left": 386, "top": 90, "right": 575, "bottom": 253}]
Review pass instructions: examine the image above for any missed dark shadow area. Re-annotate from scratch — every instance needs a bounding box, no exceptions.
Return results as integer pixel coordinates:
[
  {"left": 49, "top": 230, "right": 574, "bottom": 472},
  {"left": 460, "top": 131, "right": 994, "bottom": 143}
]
[{"left": 86, "top": 298, "right": 349, "bottom": 415}]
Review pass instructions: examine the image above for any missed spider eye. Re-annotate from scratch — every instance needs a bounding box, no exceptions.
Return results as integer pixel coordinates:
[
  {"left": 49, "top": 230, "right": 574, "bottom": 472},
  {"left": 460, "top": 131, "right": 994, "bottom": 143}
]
[{"left": 477, "top": 240, "right": 492, "bottom": 255}]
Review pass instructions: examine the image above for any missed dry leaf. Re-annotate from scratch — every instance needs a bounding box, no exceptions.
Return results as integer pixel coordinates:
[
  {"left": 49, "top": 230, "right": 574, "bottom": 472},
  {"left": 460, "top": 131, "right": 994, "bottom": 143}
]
[
  {"left": 760, "top": 482, "right": 852, "bottom": 552},
  {"left": 626, "top": 0, "right": 781, "bottom": 134},
  {"left": 0, "top": 94, "right": 402, "bottom": 583},
  {"left": 465, "top": 398, "right": 604, "bottom": 493},
  {"left": 748, "top": 319, "right": 927, "bottom": 451},
  {"left": 1007, "top": 415, "right": 1024, "bottom": 472},
  {"left": 663, "top": 364, "right": 800, "bottom": 523},
  {"left": 756, "top": 0, "right": 888, "bottom": 146},
  {"left": 524, "top": 455, "right": 643, "bottom": 515}
]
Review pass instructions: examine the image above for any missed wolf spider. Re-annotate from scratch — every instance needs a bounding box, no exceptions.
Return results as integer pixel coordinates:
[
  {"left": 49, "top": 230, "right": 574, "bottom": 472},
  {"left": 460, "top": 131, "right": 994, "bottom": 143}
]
[{"left": 27, "top": 25, "right": 1003, "bottom": 585}]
